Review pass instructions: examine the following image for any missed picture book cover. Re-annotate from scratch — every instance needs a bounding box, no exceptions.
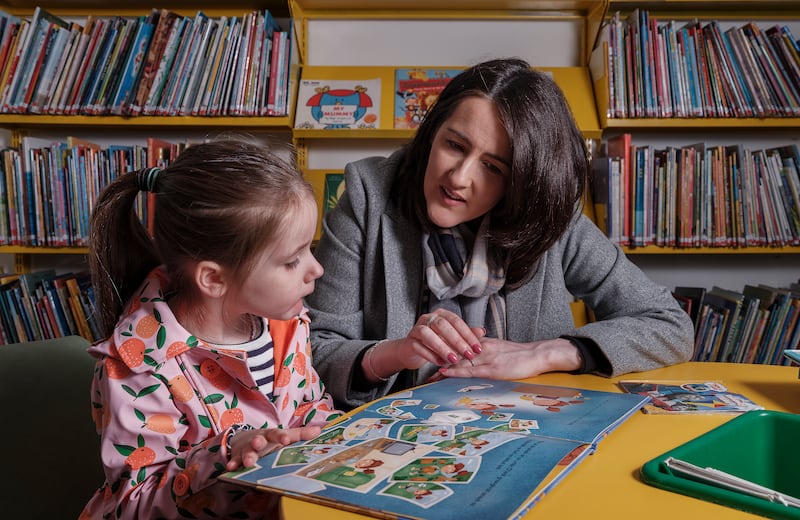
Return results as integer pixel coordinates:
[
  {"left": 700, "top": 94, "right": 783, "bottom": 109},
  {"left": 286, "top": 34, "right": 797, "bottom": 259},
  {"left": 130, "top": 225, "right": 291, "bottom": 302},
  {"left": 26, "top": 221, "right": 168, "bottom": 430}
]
[
  {"left": 323, "top": 172, "right": 344, "bottom": 215},
  {"left": 220, "top": 377, "right": 649, "bottom": 520},
  {"left": 294, "top": 78, "right": 380, "bottom": 129},
  {"left": 618, "top": 380, "right": 764, "bottom": 414},
  {"left": 394, "top": 67, "right": 461, "bottom": 129}
]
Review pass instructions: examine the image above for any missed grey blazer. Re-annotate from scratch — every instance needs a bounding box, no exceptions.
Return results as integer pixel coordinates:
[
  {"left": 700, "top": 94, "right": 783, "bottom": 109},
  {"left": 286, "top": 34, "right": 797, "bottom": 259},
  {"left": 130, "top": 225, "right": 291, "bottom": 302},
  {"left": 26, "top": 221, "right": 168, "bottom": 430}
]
[{"left": 307, "top": 150, "right": 694, "bottom": 409}]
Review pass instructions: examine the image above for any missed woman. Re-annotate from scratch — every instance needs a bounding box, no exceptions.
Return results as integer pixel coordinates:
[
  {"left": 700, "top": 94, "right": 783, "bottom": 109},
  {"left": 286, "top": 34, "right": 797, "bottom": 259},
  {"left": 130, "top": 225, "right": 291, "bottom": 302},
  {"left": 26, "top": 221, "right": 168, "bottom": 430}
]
[{"left": 306, "top": 58, "right": 694, "bottom": 410}]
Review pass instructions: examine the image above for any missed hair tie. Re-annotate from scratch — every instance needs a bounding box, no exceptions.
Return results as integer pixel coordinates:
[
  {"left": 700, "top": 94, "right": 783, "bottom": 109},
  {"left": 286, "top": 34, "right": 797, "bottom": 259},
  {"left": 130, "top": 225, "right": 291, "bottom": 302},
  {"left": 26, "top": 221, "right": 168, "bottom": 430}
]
[{"left": 136, "top": 167, "right": 160, "bottom": 192}]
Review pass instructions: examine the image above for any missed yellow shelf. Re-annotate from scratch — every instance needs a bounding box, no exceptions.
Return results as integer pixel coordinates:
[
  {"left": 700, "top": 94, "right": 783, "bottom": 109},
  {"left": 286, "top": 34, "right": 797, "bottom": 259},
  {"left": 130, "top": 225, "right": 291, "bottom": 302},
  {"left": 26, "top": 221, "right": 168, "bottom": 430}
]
[
  {"left": 0, "top": 246, "right": 89, "bottom": 254},
  {"left": 623, "top": 245, "right": 800, "bottom": 254},
  {"left": 0, "top": 115, "right": 293, "bottom": 130},
  {"left": 603, "top": 117, "right": 800, "bottom": 130}
]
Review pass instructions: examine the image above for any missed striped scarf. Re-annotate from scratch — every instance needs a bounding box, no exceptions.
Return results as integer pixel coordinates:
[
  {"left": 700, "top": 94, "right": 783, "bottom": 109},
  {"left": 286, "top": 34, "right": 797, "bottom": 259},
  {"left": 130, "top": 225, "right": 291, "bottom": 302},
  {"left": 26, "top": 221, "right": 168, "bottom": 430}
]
[{"left": 422, "top": 216, "right": 507, "bottom": 340}]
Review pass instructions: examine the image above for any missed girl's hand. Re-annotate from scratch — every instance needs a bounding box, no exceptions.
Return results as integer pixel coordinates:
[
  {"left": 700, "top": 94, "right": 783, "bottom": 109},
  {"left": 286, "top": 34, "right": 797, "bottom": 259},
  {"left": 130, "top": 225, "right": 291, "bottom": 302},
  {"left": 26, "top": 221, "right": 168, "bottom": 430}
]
[
  {"left": 225, "top": 425, "right": 322, "bottom": 471},
  {"left": 432, "top": 337, "right": 582, "bottom": 381}
]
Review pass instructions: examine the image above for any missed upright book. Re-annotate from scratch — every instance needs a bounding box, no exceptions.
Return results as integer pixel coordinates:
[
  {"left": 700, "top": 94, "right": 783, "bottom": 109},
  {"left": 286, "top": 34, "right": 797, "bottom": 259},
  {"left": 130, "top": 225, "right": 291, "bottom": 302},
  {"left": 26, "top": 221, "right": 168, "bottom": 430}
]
[
  {"left": 393, "top": 67, "right": 461, "bottom": 129},
  {"left": 220, "top": 377, "right": 648, "bottom": 520}
]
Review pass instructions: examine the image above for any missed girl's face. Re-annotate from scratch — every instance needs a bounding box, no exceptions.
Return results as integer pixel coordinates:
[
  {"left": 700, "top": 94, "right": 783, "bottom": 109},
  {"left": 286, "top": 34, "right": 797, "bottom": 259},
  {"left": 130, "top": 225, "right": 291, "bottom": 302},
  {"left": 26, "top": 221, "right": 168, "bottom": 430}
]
[
  {"left": 231, "top": 198, "right": 323, "bottom": 320},
  {"left": 423, "top": 96, "right": 511, "bottom": 229}
]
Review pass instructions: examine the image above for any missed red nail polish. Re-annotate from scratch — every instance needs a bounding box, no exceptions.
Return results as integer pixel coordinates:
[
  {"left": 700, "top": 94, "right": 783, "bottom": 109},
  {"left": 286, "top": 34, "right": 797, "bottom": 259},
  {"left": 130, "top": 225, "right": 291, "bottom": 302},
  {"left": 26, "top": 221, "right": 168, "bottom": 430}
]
[
  {"left": 472, "top": 344, "right": 482, "bottom": 354},
  {"left": 447, "top": 353, "right": 458, "bottom": 364}
]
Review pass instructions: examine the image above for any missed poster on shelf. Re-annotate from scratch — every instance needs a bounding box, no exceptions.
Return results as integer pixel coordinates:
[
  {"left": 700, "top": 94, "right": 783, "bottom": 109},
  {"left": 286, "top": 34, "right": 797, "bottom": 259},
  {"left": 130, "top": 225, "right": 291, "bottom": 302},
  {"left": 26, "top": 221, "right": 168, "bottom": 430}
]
[{"left": 294, "top": 78, "right": 381, "bottom": 129}]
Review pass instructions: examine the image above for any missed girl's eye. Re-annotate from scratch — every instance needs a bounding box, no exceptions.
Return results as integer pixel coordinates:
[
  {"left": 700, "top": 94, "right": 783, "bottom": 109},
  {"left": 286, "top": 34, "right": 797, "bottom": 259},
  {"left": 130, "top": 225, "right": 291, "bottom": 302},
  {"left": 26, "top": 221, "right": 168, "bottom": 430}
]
[{"left": 286, "top": 259, "right": 300, "bottom": 269}]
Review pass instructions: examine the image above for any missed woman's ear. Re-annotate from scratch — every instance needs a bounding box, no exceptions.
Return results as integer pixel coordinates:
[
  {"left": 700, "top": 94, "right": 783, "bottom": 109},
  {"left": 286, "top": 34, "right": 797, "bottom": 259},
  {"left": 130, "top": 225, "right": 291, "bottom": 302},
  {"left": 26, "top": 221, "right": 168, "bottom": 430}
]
[{"left": 194, "top": 260, "right": 228, "bottom": 298}]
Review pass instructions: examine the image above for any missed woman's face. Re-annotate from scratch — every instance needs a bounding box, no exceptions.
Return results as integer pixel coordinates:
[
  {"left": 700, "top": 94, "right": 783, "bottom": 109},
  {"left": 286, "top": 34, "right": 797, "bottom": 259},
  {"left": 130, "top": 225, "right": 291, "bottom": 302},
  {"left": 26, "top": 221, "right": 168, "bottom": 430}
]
[{"left": 423, "top": 96, "right": 511, "bottom": 229}]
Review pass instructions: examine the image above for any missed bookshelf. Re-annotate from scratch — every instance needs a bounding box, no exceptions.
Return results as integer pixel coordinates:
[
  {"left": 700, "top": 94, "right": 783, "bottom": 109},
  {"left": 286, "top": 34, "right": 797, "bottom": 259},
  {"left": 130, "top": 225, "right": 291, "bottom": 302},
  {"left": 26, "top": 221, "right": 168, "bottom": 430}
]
[
  {"left": 0, "top": 1, "right": 298, "bottom": 343},
  {"left": 589, "top": 1, "right": 800, "bottom": 363},
  {"left": 591, "top": 0, "right": 800, "bottom": 255},
  {"left": 0, "top": 0, "right": 296, "bottom": 276},
  {"left": 587, "top": 0, "right": 800, "bottom": 305}
]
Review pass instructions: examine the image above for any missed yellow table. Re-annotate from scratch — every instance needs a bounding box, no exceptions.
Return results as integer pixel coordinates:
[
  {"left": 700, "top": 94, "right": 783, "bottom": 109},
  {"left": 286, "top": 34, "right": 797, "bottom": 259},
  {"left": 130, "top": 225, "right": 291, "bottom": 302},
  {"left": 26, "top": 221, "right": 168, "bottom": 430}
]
[{"left": 282, "top": 362, "right": 800, "bottom": 519}]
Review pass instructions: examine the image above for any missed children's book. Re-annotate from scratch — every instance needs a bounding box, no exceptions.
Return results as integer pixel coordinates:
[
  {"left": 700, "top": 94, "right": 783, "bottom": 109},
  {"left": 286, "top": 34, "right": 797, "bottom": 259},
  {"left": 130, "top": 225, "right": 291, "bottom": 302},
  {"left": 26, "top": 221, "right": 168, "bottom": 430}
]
[
  {"left": 618, "top": 380, "right": 763, "bottom": 414},
  {"left": 220, "top": 377, "right": 649, "bottom": 520},
  {"left": 294, "top": 78, "right": 381, "bottom": 129},
  {"left": 393, "top": 67, "right": 461, "bottom": 129}
]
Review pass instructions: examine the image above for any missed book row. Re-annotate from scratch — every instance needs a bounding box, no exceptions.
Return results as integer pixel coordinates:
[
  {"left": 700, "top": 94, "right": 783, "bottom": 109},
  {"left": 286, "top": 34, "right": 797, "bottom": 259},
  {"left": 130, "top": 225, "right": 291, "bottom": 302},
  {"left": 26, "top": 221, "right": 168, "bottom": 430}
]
[
  {"left": 0, "top": 7, "right": 292, "bottom": 117},
  {"left": 0, "top": 269, "right": 100, "bottom": 344},
  {"left": 591, "top": 136, "right": 800, "bottom": 248},
  {"left": 673, "top": 282, "right": 800, "bottom": 366},
  {"left": 602, "top": 9, "right": 800, "bottom": 119},
  {"left": 0, "top": 136, "right": 192, "bottom": 247}
]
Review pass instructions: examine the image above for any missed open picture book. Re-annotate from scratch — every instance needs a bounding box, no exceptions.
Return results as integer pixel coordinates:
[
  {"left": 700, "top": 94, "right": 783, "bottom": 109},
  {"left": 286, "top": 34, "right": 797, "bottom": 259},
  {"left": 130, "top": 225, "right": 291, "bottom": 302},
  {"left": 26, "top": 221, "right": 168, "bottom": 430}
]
[{"left": 220, "top": 377, "right": 649, "bottom": 520}]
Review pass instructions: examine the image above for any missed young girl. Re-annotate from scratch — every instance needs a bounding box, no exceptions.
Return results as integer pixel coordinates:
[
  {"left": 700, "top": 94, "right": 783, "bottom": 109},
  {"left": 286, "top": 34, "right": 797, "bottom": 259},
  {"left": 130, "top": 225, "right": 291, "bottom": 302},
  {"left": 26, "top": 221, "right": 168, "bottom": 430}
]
[{"left": 82, "top": 137, "right": 342, "bottom": 519}]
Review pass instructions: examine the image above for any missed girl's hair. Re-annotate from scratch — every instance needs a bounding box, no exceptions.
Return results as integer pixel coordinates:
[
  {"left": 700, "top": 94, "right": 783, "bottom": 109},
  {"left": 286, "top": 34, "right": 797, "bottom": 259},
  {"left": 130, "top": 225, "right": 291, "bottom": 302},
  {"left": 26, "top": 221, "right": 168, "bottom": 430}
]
[
  {"left": 394, "top": 57, "right": 589, "bottom": 288},
  {"left": 89, "top": 136, "right": 313, "bottom": 338}
]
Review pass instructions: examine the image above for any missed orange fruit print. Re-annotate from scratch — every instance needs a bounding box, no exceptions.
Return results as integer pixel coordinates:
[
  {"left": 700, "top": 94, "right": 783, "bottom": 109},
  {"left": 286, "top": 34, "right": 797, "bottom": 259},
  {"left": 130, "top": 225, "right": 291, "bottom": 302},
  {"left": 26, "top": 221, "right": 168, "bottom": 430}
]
[
  {"left": 168, "top": 375, "right": 194, "bottom": 402},
  {"left": 220, "top": 408, "right": 245, "bottom": 429},
  {"left": 135, "top": 314, "right": 160, "bottom": 337},
  {"left": 126, "top": 446, "right": 156, "bottom": 470},
  {"left": 145, "top": 413, "right": 176, "bottom": 434},
  {"left": 118, "top": 338, "right": 146, "bottom": 367},
  {"left": 199, "top": 359, "right": 233, "bottom": 389},
  {"left": 118, "top": 435, "right": 156, "bottom": 470},
  {"left": 104, "top": 356, "right": 131, "bottom": 379}
]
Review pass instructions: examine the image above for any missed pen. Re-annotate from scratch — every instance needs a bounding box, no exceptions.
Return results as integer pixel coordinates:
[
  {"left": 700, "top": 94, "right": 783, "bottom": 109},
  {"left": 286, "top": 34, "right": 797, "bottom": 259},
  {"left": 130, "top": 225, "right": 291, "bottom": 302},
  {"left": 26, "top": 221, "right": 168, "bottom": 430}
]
[{"left": 664, "top": 457, "right": 800, "bottom": 509}]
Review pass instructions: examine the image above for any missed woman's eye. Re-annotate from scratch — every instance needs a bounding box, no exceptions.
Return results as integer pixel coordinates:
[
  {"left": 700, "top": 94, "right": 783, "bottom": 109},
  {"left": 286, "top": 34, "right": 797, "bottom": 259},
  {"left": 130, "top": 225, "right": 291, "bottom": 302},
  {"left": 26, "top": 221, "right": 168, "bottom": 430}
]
[
  {"left": 447, "top": 140, "right": 465, "bottom": 152},
  {"left": 286, "top": 259, "right": 300, "bottom": 269},
  {"left": 484, "top": 162, "right": 504, "bottom": 176}
]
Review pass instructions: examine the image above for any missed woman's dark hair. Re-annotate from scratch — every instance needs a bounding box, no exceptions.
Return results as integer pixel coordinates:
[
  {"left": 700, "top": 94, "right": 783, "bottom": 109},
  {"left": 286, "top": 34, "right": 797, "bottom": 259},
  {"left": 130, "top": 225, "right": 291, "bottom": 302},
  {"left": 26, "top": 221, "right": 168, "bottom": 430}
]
[
  {"left": 89, "top": 136, "right": 313, "bottom": 338},
  {"left": 395, "top": 57, "right": 589, "bottom": 288}
]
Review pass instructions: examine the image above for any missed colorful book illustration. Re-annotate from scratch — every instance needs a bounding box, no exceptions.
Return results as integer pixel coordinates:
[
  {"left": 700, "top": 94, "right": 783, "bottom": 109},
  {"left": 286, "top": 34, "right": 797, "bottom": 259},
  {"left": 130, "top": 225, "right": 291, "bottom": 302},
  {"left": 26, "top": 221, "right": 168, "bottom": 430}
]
[
  {"left": 220, "top": 377, "right": 649, "bottom": 520},
  {"left": 294, "top": 78, "right": 380, "bottom": 129},
  {"left": 394, "top": 67, "right": 461, "bottom": 129},
  {"left": 618, "top": 380, "right": 763, "bottom": 414}
]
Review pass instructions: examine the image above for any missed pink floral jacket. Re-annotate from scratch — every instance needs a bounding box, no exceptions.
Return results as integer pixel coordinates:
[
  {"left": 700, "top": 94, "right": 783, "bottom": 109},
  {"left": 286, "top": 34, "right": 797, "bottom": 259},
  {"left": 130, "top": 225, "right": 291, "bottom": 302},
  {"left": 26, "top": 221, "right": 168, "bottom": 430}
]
[{"left": 81, "top": 268, "right": 342, "bottom": 519}]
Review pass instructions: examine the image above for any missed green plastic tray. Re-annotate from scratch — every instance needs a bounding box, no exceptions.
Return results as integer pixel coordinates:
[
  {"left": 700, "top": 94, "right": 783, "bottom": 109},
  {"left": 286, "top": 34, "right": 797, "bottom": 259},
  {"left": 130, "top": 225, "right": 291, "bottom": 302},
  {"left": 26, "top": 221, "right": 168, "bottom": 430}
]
[{"left": 641, "top": 410, "right": 800, "bottom": 519}]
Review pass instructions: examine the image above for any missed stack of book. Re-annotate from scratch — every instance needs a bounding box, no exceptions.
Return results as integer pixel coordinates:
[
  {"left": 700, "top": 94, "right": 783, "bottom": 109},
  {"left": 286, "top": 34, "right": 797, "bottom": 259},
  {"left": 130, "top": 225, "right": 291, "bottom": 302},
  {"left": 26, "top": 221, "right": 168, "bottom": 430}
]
[
  {"left": 0, "top": 136, "right": 197, "bottom": 247},
  {"left": 592, "top": 137, "right": 800, "bottom": 249},
  {"left": 601, "top": 10, "right": 800, "bottom": 119},
  {"left": 674, "top": 282, "right": 800, "bottom": 365},
  {"left": 0, "top": 7, "right": 293, "bottom": 117},
  {"left": 0, "top": 269, "right": 100, "bottom": 344}
]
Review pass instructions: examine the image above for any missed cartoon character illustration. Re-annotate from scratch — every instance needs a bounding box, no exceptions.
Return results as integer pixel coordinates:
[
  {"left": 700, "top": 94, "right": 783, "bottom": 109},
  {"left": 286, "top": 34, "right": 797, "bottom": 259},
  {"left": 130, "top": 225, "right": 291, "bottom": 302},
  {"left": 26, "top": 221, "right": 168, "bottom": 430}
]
[
  {"left": 456, "top": 396, "right": 515, "bottom": 415},
  {"left": 306, "top": 85, "right": 374, "bottom": 129},
  {"left": 519, "top": 392, "right": 585, "bottom": 412}
]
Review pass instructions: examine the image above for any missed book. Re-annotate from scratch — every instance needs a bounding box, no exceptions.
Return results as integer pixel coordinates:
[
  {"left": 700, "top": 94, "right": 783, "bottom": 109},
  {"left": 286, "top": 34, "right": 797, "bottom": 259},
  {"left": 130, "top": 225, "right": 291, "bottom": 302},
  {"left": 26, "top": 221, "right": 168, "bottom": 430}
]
[
  {"left": 323, "top": 172, "right": 345, "bottom": 215},
  {"left": 393, "top": 67, "right": 460, "bottom": 129},
  {"left": 220, "top": 377, "right": 648, "bottom": 520},
  {"left": 619, "top": 380, "right": 763, "bottom": 414},
  {"left": 785, "top": 349, "right": 800, "bottom": 365},
  {"left": 126, "top": 9, "right": 180, "bottom": 115},
  {"left": 606, "top": 133, "right": 631, "bottom": 246},
  {"left": 294, "top": 78, "right": 381, "bottom": 129},
  {"left": 108, "top": 10, "right": 157, "bottom": 115}
]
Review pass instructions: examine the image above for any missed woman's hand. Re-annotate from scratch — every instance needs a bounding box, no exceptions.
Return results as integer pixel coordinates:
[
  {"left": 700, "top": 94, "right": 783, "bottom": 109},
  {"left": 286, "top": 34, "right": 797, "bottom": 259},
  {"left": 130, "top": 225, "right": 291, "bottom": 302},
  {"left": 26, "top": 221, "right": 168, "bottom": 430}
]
[
  {"left": 225, "top": 425, "right": 322, "bottom": 471},
  {"left": 362, "top": 309, "right": 485, "bottom": 382},
  {"left": 432, "top": 337, "right": 582, "bottom": 381}
]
